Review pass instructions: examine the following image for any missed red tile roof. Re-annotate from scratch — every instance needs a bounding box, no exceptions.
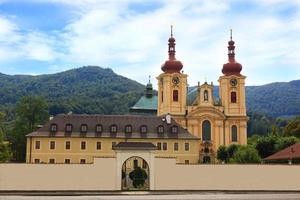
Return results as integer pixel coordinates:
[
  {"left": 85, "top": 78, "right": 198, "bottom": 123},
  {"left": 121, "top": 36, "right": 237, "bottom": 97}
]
[{"left": 264, "top": 142, "right": 300, "bottom": 161}]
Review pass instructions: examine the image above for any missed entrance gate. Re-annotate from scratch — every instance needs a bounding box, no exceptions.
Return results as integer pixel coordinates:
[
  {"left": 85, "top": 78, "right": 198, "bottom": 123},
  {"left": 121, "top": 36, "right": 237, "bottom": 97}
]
[{"left": 121, "top": 156, "right": 150, "bottom": 190}]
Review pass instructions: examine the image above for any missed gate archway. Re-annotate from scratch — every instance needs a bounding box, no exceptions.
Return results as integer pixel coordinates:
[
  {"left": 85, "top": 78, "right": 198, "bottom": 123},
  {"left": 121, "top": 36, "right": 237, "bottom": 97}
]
[{"left": 121, "top": 156, "right": 150, "bottom": 191}]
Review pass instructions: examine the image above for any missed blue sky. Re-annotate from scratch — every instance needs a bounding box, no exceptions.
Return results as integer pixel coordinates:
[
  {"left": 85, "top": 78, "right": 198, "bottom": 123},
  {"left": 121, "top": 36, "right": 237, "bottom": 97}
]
[{"left": 0, "top": 0, "right": 299, "bottom": 86}]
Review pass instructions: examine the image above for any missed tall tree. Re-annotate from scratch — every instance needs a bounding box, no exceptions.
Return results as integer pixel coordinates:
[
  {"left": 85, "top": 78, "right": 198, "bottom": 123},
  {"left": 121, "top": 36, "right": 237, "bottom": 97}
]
[
  {"left": 10, "top": 96, "right": 49, "bottom": 162},
  {"left": 0, "top": 112, "right": 11, "bottom": 162}
]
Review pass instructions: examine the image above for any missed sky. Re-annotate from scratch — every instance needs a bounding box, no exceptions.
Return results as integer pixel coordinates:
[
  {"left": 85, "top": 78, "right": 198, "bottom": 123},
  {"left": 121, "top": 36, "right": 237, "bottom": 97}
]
[{"left": 0, "top": 0, "right": 299, "bottom": 87}]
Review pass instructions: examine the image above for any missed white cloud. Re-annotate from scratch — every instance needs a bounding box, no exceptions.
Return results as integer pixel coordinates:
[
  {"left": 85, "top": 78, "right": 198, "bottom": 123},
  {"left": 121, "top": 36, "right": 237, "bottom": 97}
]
[{"left": 0, "top": 0, "right": 300, "bottom": 86}]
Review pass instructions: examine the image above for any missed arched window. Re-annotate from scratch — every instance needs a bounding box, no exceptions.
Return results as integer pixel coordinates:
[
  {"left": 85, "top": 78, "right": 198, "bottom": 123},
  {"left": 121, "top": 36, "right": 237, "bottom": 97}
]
[
  {"left": 231, "top": 91, "right": 237, "bottom": 103},
  {"left": 202, "top": 120, "right": 211, "bottom": 141},
  {"left": 173, "top": 90, "right": 178, "bottom": 102},
  {"left": 204, "top": 90, "right": 209, "bottom": 101},
  {"left": 125, "top": 125, "right": 132, "bottom": 133},
  {"left": 65, "top": 124, "right": 72, "bottom": 133},
  {"left": 80, "top": 124, "right": 88, "bottom": 133},
  {"left": 50, "top": 123, "right": 57, "bottom": 133},
  {"left": 140, "top": 125, "right": 147, "bottom": 134},
  {"left": 232, "top": 125, "right": 238, "bottom": 142}
]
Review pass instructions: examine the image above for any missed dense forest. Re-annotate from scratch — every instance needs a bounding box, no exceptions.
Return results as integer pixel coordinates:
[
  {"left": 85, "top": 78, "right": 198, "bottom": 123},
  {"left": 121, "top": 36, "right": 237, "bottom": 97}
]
[
  {"left": 0, "top": 66, "right": 145, "bottom": 121},
  {"left": 0, "top": 66, "right": 299, "bottom": 120}
]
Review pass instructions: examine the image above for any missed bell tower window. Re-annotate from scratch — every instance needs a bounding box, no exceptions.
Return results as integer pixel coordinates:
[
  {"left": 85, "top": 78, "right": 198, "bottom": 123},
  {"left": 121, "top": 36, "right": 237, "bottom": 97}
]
[
  {"left": 231, "top": 91, "right": 237, "bottom": 103},
  {"left": 173, "top": 90, "right": 178, "bottom": 102}
]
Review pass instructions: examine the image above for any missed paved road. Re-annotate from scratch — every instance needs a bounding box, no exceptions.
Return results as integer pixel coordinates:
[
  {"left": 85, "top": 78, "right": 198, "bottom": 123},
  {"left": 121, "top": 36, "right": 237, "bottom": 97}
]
[{"left": 1, "top": 193, "right": 300, "bottom": 200}]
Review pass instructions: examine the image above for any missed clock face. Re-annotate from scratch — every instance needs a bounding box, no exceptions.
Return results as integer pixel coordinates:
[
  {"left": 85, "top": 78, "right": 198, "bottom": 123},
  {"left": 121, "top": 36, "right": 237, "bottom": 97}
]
[
  {"left": 230, "top": 78, "right": 238, "bottom": 87},
  {"left": 172, "top": 77, "right": 180, "bottom": 85}
]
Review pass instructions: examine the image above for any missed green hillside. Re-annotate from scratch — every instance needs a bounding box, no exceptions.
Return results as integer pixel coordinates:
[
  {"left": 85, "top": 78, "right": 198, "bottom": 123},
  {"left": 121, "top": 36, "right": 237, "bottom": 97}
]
[
  {"left": 0, "top": 66, "right": 299, "bottom": 118},
  {"left": 0, "top": 66, "right": 145, "bottom": 117}
]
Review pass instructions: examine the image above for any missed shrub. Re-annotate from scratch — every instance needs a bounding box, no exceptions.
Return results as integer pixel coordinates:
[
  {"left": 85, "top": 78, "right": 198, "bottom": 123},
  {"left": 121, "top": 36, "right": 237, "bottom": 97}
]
[
  {"left": 217, "top": 145, "right": 228, "bottom": 163},
  {"left": 230, "top": 145, "right": 261, "bottom": 164}
]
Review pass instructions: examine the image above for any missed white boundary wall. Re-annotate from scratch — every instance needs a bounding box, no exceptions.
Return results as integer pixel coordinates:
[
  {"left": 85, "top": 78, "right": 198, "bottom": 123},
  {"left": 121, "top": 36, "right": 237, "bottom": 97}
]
[{"left": 1, "top": 157, "right": 300, "bottom": 191}]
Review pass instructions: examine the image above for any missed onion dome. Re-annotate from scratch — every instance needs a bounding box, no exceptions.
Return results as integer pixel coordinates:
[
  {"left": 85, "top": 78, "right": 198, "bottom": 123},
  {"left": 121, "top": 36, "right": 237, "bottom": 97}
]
[
  {"left": 222, "top": 30, "right": 242, "bottom": 76},
  {"left": 161, "top": 26, "right": 183, "bottom": 73}
]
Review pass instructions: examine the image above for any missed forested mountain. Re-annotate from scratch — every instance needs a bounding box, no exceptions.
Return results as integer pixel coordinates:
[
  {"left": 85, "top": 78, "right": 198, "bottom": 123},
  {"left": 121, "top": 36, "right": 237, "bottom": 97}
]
[
  {"left": 0, "top": 66, "right": 299, "bottom": 118},
  {"left": 0, "top": 66, "right": 144, "bottom": 118},
  {"left": 246, "top": 80, "right": 300, "bottom": 117}
]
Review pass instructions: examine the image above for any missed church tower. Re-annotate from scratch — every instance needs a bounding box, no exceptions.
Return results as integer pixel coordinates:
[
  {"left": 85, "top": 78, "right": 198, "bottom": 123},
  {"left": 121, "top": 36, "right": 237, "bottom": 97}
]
[
  {"left": 218, "top": 31, "right": 246, "bottom": 116},
  {"left": 157, "top": 26, "right": 187, "bottom": 116}
]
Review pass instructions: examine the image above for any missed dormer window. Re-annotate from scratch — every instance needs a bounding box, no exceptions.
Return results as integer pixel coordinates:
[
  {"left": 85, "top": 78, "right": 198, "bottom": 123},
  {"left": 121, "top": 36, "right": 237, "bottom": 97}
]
[
  {"left": 110, "top": 125, "right": 117, "bottom": 133},
  {"left": 157, "top": 125, "right": 164, "bottom": 134},
  {"left": 171, "top": 125, "right": 178, "bottom": 134},
  {"left": 95, "top": 124, "right": 102, "bottom": 134},
  {"left": 140, "top": 125, "right": 147, "bottom": 134},
  {"left": 125, "top": 125, "right": 132, "bottom": 134},
  {"left": 50, "top": 124, "right": 57, "bottom": 133},
  {"left": 80, "top": 124, "right": 88, "bottom": 133},
  {"left": 65, "top": 124, "right": 72, "bottom": 133}
]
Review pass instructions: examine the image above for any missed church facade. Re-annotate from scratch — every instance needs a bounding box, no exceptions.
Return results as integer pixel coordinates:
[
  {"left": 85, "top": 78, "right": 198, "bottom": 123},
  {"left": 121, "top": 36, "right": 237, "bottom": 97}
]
[
  {"left": 156, "top": 29, "right": 248, "bottom": 162},
  {"left": 26, "top": 29, "right": 247, "bottom": 165}
]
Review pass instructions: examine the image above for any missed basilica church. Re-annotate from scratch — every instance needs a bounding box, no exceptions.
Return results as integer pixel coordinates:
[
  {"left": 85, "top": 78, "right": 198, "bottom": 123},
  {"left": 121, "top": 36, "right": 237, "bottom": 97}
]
[
  {"left": 131, "top": 28, "right": 248, "bottom": 162},
  {"left": 26, "top": 28, "right": 247, "bottom": 166}
]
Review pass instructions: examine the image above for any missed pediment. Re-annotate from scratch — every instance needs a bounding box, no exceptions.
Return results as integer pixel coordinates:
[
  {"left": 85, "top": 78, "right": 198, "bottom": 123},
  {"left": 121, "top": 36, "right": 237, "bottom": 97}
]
[{"left": 187, "top": 106, "right": 226, "bottom": 119}]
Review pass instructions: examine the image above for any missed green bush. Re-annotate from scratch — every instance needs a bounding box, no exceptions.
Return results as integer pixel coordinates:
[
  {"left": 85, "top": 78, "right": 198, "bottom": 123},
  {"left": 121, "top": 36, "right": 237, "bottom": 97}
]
[
  {"left": 217, "top": 145, "right": 228, "bottom": 163},
  {"left": 230, "top": 145, "right": 261, "bottom": 164}
]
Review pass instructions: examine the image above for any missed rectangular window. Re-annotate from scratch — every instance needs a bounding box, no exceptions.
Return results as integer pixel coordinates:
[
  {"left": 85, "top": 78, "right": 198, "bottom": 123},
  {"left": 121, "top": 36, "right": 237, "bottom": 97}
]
[
  {"left": 65, "top": 159, "right": 70, "bottom": 164},
  {"left": 65, "top": 141, "right": 71, "bottom": 150},
  {"left": 80, "top": 159, "right": 86, "bottom": 164},
  {"left": 157, "top": 142, "right": 161, "bottom": 150},
  {"left": 163, "top": 142, "right": 167, "bottom": 151},
  {"left": 50, "top": 141, "right": 55, "bottom": 150},
  {"left": 185, "top": 160, "right": 189, "bottom": 164},
  {"left": 81, "top": 141, "right": 86, "bottom": 150},
  {"left": 35, "top": 141, "right": 40, "bottom": 149},
  {"left": 161, "top": 91, "right": 164, "bottom": 102},
  {"left": 34, "top": 159, "right": 40, "bottom": 163},
  {"left": 174, "top": 142, "right": 178, "bottom": 151},
  {"left": 49, "top": 159, "right": 55, "bottom": 164},
  {"left": 185, "top": 143, "right": 190, "bottom": 151},
  {"left": 173, "top": 90, "right": 178, "bottom": 102},
  {"left": 112, "top": 142, "right": 116, "bottom": 149},
  {"left": 96, "top": 141, "right": 101, "bottom": 150}
]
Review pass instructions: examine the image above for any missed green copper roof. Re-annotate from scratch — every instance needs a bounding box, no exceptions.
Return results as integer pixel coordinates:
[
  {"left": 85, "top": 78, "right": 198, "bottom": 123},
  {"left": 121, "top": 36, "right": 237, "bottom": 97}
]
[
  {"left": 131, "top": 95, "right": 158, "bottom": 110},
  {"left": 130, "top": 86, "right": 220, "bottom": 113}
]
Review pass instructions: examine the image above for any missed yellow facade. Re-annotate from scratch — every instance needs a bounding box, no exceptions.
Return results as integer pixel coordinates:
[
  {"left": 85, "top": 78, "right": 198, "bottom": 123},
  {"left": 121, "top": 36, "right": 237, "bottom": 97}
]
[
  {"left": 26, "top": 137, "right": 199, "bottom": 164},
  {"left": 157, "top": 72, "right": 248, "bottom": 162}
]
